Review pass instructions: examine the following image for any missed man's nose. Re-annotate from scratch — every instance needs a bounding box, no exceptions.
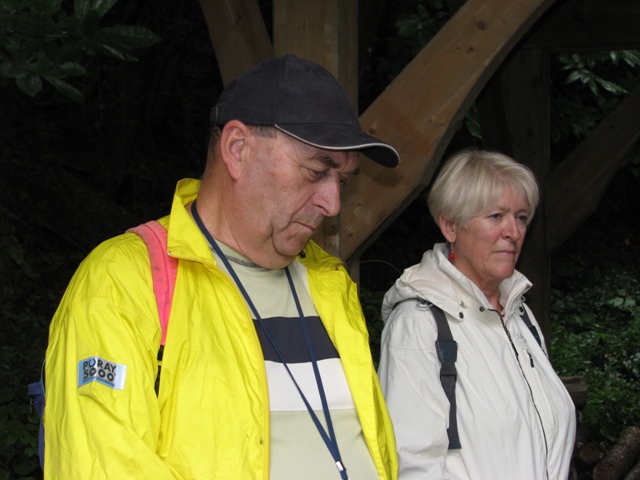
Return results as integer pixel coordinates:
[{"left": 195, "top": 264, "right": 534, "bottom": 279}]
[{"left": 316, "top": 176, "right": 342, "bottom": 217}]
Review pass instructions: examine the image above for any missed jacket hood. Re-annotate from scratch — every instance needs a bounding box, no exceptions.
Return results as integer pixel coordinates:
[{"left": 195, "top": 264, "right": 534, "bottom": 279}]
[{"left": 381, "top": 243, "right": 532, "bottom": 324}]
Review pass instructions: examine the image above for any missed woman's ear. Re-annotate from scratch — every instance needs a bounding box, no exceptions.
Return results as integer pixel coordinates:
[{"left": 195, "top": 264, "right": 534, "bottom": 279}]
[
  {"left": 438, "top": 215, "right": 458, "bottom": 244},
  {"left": 219, "top": 120, "right": 251, "bottom": 180}
]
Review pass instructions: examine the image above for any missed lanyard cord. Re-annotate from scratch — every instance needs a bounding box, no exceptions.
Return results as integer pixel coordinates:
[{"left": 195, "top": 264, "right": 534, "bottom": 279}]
[{"left": 191, "top": 202, "right": 349, "bottom": 480}]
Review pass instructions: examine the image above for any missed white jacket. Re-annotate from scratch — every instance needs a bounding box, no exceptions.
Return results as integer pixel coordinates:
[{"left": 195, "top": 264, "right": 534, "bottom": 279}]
[{"left": 378, "top": 243, "right": 576, "bottom": 480}]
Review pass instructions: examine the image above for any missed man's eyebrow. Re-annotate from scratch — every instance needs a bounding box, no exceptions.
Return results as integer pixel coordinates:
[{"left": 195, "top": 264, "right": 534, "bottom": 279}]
[
  {"left": 314, "top": 154, "right": 340, "bottom": 169},
  {"left": 313, "top": 154, "right": 360, "bottom": 175}
]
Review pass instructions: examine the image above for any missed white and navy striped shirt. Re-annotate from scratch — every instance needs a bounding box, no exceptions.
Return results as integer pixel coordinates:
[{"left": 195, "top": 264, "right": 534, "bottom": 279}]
[{"left": 212, "top": 242, "right": 378, "bottom": 479}]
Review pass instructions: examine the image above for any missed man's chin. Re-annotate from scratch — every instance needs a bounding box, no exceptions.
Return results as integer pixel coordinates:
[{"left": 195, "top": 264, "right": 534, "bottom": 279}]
[{"left": 276, "top": 237, "right": 311, "bottom": 258}]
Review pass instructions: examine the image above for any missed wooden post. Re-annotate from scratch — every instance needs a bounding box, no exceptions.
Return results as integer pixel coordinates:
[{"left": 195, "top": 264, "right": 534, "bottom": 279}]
[
  {"left": 502, "top": 48, "right": 552, "bottom": 344},
  {"left": 476, "top": 47, "right": 552, "bottom": 345},
  {"left": 272, "top": 0, "right": 359, "bottom": 274},
  {"left": 198, "top": 0, "right": 273, "bottom": 86},
  {"left": 546, "top": 83, "right": 640, "bottom": 254},
  {"left": 593, "top": 426, "right": 640, "bottom": 480}
]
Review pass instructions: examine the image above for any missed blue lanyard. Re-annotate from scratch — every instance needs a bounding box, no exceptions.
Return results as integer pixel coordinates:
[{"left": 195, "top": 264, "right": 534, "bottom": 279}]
[{"left": 191, "top": 202, "right": 350, "bottom": 480}]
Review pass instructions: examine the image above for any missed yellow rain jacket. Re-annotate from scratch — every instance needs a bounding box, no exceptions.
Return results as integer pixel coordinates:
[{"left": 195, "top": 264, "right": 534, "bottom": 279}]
[{"left": 44, "top": 178, "right": 398, "bottom": 479}]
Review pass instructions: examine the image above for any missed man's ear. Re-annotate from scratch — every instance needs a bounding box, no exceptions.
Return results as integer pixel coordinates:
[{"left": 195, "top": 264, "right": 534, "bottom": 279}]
[
  {"left": 438, "top": 215, "right": 458, "bottom": 244},
  {"left": 219, "top": 120, "right": 251, "bottom": 180}
]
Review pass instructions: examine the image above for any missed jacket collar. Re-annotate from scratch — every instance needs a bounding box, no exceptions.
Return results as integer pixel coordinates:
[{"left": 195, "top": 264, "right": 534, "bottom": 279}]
[
  {"left": 382, "top": 243, "right": 532, "bottom": 323},
  {"left": 165, "top": 178, "right": 218, "bottom": 267}
]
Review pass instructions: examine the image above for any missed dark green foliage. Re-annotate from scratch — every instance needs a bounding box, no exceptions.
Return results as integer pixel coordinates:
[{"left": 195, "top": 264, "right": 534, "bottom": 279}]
[
  {"left": 549, "top": 168, "right": 640, "bottom": 445},
  {"left": 551, "top": 267, "right": 640, "bottom": 443},
  {"left": 550, "top": 51, "right": 640, "bottom": 164},
  {"left": 0, "top": 0, "right": 161, "bottom": 103},
  {"left": 0, "top": 203, "right": 50, "bottom": 478},
  {"left": 375, "top": 0, "right": 449, "bottom": 82}
]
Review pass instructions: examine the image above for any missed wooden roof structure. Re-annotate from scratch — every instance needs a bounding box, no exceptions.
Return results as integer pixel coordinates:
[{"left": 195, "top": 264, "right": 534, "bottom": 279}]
[{"left": 198, "top": 0, "right": 640, "bottom": 342}]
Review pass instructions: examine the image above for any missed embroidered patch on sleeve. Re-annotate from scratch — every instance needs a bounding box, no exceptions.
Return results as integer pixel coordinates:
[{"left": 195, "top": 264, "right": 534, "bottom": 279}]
[{"left": 78, "top": 357, "right": 127, "bottom": 390}]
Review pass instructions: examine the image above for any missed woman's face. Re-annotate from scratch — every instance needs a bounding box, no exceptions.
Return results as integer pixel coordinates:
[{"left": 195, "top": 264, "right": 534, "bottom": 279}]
[{"left": 442, "top": 188, "right": 530, "bottom": 295}]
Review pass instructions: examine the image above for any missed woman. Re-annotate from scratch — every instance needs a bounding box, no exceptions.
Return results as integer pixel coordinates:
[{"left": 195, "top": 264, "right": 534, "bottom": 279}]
[{"left": 378, "top": 149, "right": 576, "bottom": 480}]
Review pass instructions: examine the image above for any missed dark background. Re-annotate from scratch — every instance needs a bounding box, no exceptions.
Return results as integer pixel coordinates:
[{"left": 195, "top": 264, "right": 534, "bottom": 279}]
[{"left": 2, "top": 1, "right": 639, "bottom": 478}]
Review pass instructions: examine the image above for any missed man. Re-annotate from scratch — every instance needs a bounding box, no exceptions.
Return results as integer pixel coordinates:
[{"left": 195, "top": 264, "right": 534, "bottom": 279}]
[{"left": 43, "top": 54, "right": 400, "bottom": 479}]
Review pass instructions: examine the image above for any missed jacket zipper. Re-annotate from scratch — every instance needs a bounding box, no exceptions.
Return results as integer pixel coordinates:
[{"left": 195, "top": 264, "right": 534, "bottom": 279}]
[{"left": 499, "top": 314, "right": 551, "bottom": 480}]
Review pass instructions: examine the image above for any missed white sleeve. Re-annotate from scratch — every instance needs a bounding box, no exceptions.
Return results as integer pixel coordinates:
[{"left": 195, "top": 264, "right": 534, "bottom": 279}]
[{"left": 378, "top": 303, "right": 462, "bottom": 480}]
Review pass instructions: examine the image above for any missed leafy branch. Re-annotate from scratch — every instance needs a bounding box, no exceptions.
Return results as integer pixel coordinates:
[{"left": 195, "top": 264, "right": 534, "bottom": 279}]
[{"left": 0, "top": 0, "right": 161, "bottom": 103}]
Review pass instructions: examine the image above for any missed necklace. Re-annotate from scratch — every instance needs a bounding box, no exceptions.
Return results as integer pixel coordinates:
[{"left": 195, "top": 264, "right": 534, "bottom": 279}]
[{"left": 222, "top": 252, "right": 260, "bottom": 268}]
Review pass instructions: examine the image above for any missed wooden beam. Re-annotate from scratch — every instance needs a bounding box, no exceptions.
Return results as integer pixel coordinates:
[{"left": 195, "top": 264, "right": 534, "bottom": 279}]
[
  {"left": 546, "top": 83, "right": 640, "bottom": 254},
  {"left": 502, "top": 49, "right": 553, "bottom": 345},
  {"left": 476, "top": 76, "right": 515, "bottom": 157},
  {"left": 273, "top": 0, "right": 358, "bottom": 101},
  {"left": 525, "top": 0, "right": 640, "bottom": 52},
  {"left": 273, "top": 0, "right": 358, "bottom": 259},
  {"left": 199, "top": 0, "right": 273, "bottom": 86},
  {"left": 476, "top": 49, "right": 552, "bottom": 343},
  {"left": 342, "top": 0, "right": 557, "bottom": 261}
]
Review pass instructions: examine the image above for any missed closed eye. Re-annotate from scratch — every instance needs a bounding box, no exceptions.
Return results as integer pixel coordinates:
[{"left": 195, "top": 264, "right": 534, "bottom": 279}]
[
  {"left": 306, "top": 154, "right": 359, "bottom": 186},
  {"left": 308, "top": 170, "right": 353, "bottom": 189},
  {"left": 308, "top": 168, "right": 329, "bottom": 181}
]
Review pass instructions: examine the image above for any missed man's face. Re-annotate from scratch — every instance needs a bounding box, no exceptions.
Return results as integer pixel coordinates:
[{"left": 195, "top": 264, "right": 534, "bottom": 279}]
[{"left": 232, "top": 129, "right": 359, "bottom": 269}]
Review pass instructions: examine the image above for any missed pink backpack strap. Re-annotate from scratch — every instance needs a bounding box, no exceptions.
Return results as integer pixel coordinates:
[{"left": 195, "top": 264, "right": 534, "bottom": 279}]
[{"left": 127, "top": 221, "right": 178, "bottom": 345}]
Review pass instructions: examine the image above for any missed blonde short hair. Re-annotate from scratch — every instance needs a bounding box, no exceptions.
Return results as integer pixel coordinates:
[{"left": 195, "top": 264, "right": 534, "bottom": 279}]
[{"left": 427, "top": 149, "right": 539, "bottom": 227}]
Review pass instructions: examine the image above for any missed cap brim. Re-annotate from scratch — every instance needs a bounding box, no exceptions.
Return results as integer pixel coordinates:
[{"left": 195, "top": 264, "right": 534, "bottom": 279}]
[{"left": 276, "top": 124, "right": 399, "bottom": 168}]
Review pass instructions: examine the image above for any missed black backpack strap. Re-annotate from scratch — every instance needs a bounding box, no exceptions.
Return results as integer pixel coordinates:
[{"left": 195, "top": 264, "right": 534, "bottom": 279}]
[
  {"left": 155, "top": 345, "right": 165, "bottom": 395},
  {"left": 430, "top": 303, "right": 462, "bottom": 450},
  {"left": 519, "top": 305, "right": 542, "bottom": 348},
  {"left": 391, "top": 298, "right": 461, "bottom": 449}
]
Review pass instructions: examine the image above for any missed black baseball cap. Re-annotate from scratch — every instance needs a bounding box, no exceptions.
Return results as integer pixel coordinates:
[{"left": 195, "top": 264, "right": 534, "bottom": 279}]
[{"left": 210, "top": 54, "right": 399, "bottom": 167}]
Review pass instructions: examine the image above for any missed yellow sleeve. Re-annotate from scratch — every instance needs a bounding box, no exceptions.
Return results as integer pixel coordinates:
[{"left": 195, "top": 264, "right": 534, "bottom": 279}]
[{"left": 44, "top": 235, "right": 179, "bottom": 479}]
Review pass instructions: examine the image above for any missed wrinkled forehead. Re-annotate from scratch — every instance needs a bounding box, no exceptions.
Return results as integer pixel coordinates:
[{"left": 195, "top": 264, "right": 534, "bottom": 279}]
[{"left": 277, "top": 129, "right": 360, "bottom": 170}]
